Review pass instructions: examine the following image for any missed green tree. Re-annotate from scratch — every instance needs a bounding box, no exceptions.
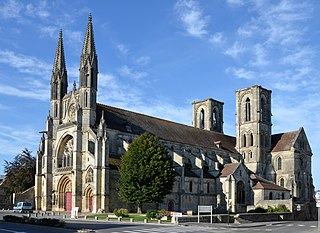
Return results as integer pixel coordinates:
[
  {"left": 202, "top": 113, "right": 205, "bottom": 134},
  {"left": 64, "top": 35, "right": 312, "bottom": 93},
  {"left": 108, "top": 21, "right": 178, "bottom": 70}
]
[
  {"left": 2, "top": 149, "right": 36, "bottom": 195},
  {"left": 118, "top": 132, "right": 176, "bottom": 213}
]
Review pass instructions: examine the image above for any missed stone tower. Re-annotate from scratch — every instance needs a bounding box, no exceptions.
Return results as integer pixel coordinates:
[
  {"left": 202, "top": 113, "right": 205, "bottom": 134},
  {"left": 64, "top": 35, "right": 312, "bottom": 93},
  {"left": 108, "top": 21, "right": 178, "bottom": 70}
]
[
  {"left": 235, "top": 86, "right": 272, "bottom": 176},
  {"left": 79, "top": 13, "right": 98, "bottom": 127},
  {"left": 192, "top": 98, "right": 224, "bottom": 133},
  {"left": 50, "top": 30, "right": 68, "bottom": 122}
]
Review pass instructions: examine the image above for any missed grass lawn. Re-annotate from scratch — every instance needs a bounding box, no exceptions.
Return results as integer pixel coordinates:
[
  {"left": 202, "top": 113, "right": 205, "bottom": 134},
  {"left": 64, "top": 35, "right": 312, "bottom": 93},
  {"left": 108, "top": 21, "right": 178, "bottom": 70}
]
[{"left": 85, "top": 213, "right": 170, "bottom": 223}]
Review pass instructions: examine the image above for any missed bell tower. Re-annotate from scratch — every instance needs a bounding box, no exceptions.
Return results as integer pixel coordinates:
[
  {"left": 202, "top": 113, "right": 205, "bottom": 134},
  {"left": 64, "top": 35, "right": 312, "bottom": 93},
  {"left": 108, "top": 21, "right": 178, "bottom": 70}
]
[
  {"left": 192, "top": 98, "right": 224, "bottom": 133},
  {"left": 50, "top": 30, "right": 68, "bottom": 122},
  {"left": 235, "top": 85, "right": 272, "bottom": 176},
  {"left": 79, "top": 13, "right": 98, "bottom": 127}
]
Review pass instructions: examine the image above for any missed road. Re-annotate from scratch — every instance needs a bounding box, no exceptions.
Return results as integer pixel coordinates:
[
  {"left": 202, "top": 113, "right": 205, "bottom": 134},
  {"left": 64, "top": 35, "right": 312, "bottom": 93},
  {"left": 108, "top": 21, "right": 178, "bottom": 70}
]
[{"left": 0, "top": 211, "right": 318, "bottom": 233}]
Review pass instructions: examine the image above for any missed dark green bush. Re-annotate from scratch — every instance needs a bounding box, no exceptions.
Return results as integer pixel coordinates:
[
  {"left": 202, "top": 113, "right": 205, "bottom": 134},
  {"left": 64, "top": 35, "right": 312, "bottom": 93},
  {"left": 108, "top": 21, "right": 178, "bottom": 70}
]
[
  {"left": 267, "top": 204, "right": 290, "bottom": 213},
  {"left": 113, "top": 208, "right": 129, "bottom": 217},
  {"left": 2, "top": 215, "right": 65, "bottom": 227},
  {"left": 146, "top": 209, "right": 170, "bottom": 219},
  {"left": 248, "top": 206, "right": 267, "bottom": 213}
]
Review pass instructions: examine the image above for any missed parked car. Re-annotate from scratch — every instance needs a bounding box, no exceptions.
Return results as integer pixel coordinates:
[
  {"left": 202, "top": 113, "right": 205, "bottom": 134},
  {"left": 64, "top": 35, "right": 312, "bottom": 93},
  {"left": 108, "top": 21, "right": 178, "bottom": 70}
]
[{"left": 13, "top": 202, "right": 33, "bottom": 213}]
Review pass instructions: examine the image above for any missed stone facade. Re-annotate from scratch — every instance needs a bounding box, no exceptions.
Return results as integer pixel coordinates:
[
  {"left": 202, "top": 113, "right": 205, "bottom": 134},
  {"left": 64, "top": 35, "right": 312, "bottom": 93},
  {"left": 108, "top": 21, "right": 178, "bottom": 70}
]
[{"left": 35, "top": 15, "right": 315, "bottom": 217}]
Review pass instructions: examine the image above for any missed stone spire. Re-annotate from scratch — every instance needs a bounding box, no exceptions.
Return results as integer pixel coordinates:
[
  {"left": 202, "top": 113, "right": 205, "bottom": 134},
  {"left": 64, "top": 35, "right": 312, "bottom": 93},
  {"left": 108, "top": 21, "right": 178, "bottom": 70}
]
[
  {"left": 80, "top": 13, "right": 97, "bottom": 66},
  {"left": 51, "top": 30, "right": 68, "bottom": 100}
]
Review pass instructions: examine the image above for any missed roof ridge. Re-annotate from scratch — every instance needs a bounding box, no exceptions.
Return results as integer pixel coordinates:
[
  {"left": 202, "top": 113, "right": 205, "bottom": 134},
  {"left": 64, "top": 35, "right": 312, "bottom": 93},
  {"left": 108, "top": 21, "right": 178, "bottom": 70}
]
[{"left": 97, "top": 102, "right": 231, "bottom": 137}]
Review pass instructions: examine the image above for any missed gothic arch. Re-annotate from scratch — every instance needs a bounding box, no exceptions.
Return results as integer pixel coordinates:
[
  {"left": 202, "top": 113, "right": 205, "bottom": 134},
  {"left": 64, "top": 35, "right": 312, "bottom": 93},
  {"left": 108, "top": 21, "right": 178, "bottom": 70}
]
[
  {"left": 245, "top": 98, "right": 251, "bottom": 121},
  {"left": 57, "top": 175, "right": 72, "bottom": 211},
  {"left": 56, "top": 134, "right": 74, "bottom": 168},
  {"left": 212, "top": 107, "right": 218, "bottom": 129},
  {"left": 85, "top": 167, "right": 94, "bottom": 183},
  {"left": 236, "top": 181, "right": 245, "bottom": 204},
  {"left": 84, "top": 185, "right": 94, "bottom": 212}
]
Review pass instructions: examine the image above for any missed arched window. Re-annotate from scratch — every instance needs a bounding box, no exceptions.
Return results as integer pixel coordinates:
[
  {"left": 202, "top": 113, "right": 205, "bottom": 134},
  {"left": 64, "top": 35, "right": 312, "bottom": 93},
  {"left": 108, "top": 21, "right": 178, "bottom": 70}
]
[
  {"left": 269, "top": 192, "right": 273, "bottom": 200},
  {"left": 265, "top": 135, "right": 268, "bottom": 147},
  {"left": 250, "top": 151, "right": 253, "bottom": 158},
  {"left": 85, "top": 92, "right": 88, "bottom": 107},
  {"left": 86, "top": 168, "right": 94, "bottom": 183},
  {"left": 277, "top": 157, "right": 282, "bottom": 170},
  {"left": 212, "top": 108, "right": 217, "bottom": 129},
  {"left": 200, "top": 109, "right": 205, "bottom": 129},
  {"left": 236, "top": 181, "right": 245, "bottom": 204},
  {"left": 281, "top": 192, "right": 285, "bottom": 200},
  {"left": 189, "top": 181, "right": 193, "bottom": 193},
  {"left": 250, "top": 133, "right": 254, "bottom": 146},
  {"left": 207, "top": 183, "right": 210, "bottom": 193},
  {"left": 59, "top": 138, "right": 73, "bottom": 168},
  {"left": 242, "top": 134, "right": 247, "bottom": 147},
  {"left": 279, "top": 178, "right": 284, "bottom": 187},
  {"left": 245, "top": 98, "right": 251, "bottom": 121}
]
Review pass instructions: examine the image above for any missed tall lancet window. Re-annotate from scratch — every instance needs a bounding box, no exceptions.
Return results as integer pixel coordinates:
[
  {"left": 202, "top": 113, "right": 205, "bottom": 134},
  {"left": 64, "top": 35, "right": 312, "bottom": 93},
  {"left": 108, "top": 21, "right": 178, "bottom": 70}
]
[
  {"left": 245, "top": 98, "right": 251, "bottom": 121},
  {"left": 200, "top": 109, "right": 205, "bottom": 129},
  {"left": 212, "top": 108, "right": 217, "bottom": 129}
]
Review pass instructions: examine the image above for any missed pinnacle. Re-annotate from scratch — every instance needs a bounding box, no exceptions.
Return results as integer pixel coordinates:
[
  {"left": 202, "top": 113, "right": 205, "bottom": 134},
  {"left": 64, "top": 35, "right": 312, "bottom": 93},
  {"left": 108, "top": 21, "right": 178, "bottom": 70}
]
[{"left": 81, "top": 13, "right": 96, "bottom": 58}]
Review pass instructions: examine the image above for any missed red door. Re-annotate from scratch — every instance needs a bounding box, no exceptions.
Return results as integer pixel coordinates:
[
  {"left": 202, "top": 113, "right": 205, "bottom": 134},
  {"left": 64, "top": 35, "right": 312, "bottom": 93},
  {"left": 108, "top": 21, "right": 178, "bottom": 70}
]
[
  {"left": 65, "top": 192, "right": 72, "bottom": 212},
  {"left": 89, "top": 196, "right": 93, "bottom": 212}
]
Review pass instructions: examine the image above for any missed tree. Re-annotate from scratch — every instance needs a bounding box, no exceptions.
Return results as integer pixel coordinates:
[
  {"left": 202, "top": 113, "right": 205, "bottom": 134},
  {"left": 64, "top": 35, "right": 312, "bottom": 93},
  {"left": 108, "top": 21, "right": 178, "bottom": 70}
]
[
  {"left": 118, "top": 132, "right": 176, "bottom": 213},
  {"left": 2, "top": 149, "right": 36, "bottom": 196}
]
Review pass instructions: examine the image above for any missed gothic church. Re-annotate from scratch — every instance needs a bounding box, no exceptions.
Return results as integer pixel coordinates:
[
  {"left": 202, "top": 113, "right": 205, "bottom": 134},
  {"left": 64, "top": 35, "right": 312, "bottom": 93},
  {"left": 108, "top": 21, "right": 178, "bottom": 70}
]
[{"left": 35, "top": 15, "right": 315, "bottom": 217}]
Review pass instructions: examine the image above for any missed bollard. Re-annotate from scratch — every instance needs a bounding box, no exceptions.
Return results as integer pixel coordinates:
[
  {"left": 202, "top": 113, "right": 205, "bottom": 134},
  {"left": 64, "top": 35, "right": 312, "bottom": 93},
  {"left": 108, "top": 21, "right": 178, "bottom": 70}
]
[
  {"left": 63, "top": 215, "right": 67, "bottom": 219},
  {"left": 35, "top": 213, "right": 38, "bottom": 217},
  {"left": 144, "top": 219, "right": 148, "bottom": 223},
  {"left": 105, "top": 217, "right": 109, "bottom": 221},
  {"left": 118, "top": 217, "right": 122, "bottom": 222},
  {"left": 158, "top": 219, "right": 161, "bottom": 224},
  {"left": 130, "top": 218, "right": 134, "bottom": 223},
  {"left": 84, "top": 215, "right": 87, "bottom": 220},
  {"left": 95, "top": 216, "right": 98, "bottom": 220}
]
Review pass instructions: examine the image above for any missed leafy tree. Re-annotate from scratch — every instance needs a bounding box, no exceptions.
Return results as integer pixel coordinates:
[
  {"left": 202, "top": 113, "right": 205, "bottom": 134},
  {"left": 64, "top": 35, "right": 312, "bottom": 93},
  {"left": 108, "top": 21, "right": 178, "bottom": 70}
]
[
  {"left": 118, "top": 132, "right": 176, "bottom": 213},
  {"left": 2, "top": 149, "right": 36, "bottom": 196}
]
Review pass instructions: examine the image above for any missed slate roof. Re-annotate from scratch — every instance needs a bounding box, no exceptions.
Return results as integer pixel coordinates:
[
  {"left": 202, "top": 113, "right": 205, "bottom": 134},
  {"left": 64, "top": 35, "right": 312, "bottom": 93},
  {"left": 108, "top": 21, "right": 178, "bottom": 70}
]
[
  {"left": 271, "top": 129, "right": 300, "bottom": 152},
  {"left": 220, "top": 163, "right": 240, "bottom": 177},
  {"left": 96, "top": 103, "right": 239, "bottom": 154},
  {"left": 250, "top": 174, "right": 289, "bottom": 191}
]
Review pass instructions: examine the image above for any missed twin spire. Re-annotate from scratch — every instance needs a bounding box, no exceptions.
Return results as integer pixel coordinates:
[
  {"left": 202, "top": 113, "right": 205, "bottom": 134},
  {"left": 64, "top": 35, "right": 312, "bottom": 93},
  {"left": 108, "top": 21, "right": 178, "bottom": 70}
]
[{"left": 51, "top": 13, "right": 97, "bottom": 91}]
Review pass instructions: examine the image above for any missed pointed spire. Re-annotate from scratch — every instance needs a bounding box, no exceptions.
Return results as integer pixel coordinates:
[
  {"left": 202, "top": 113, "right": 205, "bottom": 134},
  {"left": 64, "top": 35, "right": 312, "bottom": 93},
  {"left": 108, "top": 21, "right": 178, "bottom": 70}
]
[
  {"left": 53, "top": 30, "right": 67, "bottom": 77},
  {"left": 81, "top": 13, "right": 97, "bottom": 58}
]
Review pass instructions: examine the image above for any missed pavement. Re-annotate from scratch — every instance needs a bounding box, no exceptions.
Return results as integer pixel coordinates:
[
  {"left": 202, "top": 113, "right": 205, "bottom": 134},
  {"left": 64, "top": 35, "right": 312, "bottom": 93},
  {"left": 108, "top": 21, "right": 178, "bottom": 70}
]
[{"left": 179, "top": 220, "right": 291, "bottom": 228}]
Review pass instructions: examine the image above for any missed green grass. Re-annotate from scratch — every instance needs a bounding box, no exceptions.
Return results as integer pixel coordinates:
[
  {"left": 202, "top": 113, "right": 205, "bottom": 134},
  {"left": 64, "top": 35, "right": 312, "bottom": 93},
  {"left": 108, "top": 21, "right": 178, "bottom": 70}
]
[{"left": 85, "top": 213, "right": 170, "bottom": 222}]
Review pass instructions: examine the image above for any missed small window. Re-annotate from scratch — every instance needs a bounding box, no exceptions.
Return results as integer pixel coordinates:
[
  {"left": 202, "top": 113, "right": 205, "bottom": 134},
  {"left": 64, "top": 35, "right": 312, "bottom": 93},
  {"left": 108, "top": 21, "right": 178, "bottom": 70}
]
[
  {"left": 250, "top": 133, "right": 254, "bottom": 146},
  {"left": 212, "top": 108, "right": 217, "bottom": 129},
  {"left": 277, "top": 157, "right": 282, "bottom": 170},
  {"left": 200, "top": 109, "right": 205, "bottom": 129},
  {"left": 189, "top": 181, "right": 193, "bottom": 193},
  {"left": 243, "top": 134, "right": 247, "bottom": 147},
  {"left": 207, "top": 183, "right": 210, "bottom": 193},
  {"left": 269, "top": 192, "right": 273, "bottom": 200},
  {"left": 280, "top": 178, "right": 284, "bottom": 187},
  {"left": 245, "top": 98, "right": 251, "bottom": 121}
]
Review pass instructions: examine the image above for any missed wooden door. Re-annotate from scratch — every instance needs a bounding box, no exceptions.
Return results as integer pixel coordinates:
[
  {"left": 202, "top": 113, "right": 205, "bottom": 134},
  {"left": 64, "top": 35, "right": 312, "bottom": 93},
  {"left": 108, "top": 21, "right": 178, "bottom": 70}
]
[{"left": 65, "top": 192, "right": 72, "bottom": 212}]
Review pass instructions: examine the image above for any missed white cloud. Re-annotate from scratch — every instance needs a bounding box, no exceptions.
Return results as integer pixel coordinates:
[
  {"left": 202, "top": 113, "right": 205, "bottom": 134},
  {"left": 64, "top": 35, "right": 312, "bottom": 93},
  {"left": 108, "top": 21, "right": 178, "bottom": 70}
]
[
  {"left": 25, "top": 1, "right": 50, "bottom": 18},
  {"left": 0, "top": 84, "right": 49, "bottom": 101},
  {"left": 281, "top": 47, "right": 314, "bottom": 67},
  {"left": 249, "top": 44, "right": 269, "bottom": 67},
  {"left": 39, "top": 26, "right": 58, "bottom": 39},
  {"left": 65, "top": 30, "right": 83, "bottom": 46},
  {"left": 226, "top": 67, "right": 255, "bottom": 80},
  {"left": 135, "top": 56, "right": 150, "bottom": 66},
  {"left": 209, "top": 32, "right": 225, "bottom": 44},
  {"left": 117, "top": 44, "right": 129, "bottom": 55},
  {"left": 224, "top": 41, "right": 245, "bottom": 58},
  {"left": 0, "top": 0, "right": 23, "bottom": 18},
  {"left": 174, "top": 0, "right": 209, "bottom": 38},
  {"left": 0, "top": 50, "right": 52, "bottom": 76},
  {"left": 118, "top": 65, "right": 148, "bottom": 80},
  {"left": 226, "top": 0, "right": 245, "bottom": 7}
]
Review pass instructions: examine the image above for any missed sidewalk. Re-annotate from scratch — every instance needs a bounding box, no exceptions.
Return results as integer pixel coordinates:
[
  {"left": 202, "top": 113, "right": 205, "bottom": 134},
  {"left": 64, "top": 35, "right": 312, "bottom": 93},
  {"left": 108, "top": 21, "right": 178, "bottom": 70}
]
[{"left": 179, "top": 221, "right": 291, "bottom": 228}]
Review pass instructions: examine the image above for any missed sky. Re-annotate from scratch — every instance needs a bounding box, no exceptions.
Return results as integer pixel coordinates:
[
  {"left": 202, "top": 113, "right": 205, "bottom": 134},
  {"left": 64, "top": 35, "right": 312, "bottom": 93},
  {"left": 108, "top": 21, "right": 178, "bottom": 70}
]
[{"left": 0, "top": 0, "right": 319, "bottom": 190}]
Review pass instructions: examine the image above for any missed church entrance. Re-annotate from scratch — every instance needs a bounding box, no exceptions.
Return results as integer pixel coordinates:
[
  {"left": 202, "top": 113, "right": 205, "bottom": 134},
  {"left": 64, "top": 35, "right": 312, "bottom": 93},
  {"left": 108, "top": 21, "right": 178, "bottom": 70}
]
[
  {"left": 57, "top": 176, "right": 72, "bottom": 211},
  {"left": 85, "top": 187, "right": 93, "bottom": 212},
  {"left": 65, "top": 192, "right": 72, "bottom": 212}
]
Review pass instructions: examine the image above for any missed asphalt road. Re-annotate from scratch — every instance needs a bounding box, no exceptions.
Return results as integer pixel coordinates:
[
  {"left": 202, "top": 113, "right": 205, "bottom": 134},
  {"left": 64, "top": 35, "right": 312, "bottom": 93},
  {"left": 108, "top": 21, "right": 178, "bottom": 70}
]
[{"left": 0, "top": 210, "right": 318, "bottom": 233}]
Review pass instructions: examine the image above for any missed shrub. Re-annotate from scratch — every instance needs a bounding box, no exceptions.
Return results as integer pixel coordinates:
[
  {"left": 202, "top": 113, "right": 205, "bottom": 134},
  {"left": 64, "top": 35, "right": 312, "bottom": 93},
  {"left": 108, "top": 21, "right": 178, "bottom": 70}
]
[
  {"left": 2, "top": 215, "right": 65, "bottom": 227},
  {"left": 267, "top": 204, "right": 290, "bottom": 213},
  {"left": 113, "top": 208, "right": 129, "bottom": 217},
  {"left": 146, "top": 209, "right": 170, "bottom": 220},
  {"left": 248, "top": 206, "right": 267, "bottom": 213}
]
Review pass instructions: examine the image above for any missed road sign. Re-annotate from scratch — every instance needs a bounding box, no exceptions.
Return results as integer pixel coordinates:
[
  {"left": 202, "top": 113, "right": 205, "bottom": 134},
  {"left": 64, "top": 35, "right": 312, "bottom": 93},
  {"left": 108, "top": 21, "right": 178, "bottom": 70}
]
[
  {"left": 316, "top": 200, "right": 320, "bottom": 208},
  {"left": 315, "top": 191, "right": 320, "bottom": 200}
]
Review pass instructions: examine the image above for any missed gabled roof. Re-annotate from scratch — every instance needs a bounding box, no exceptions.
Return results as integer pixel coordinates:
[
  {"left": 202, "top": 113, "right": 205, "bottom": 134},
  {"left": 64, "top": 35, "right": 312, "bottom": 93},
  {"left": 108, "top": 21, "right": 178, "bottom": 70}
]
[
  {"left": 220, "top": 163, "right": 240, "bottom": 177},
  {"left": 96, "top": 103, "right": 239, "bottom": 154},
  {"left": 250, "top": 174, "right": 289, "bottom": 191},
  {"left": 271, "top": 129, "right": 300, "bottom": 152}
]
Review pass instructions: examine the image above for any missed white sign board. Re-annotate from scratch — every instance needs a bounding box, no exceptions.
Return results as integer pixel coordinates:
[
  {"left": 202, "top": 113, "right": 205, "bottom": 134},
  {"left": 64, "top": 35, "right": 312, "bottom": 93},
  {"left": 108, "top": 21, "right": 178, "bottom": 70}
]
[
  {"left": 316, "top": 200, "right": 320, "bottom": 208},
  {"left": 315, "top": 191, "right": 320, "bottom": 200},
  {"left": 198, "top": 205, "right": 213, "bottom": 224},
  {"left": 71, "top": 207, "right": 79, "bottom": 218}
]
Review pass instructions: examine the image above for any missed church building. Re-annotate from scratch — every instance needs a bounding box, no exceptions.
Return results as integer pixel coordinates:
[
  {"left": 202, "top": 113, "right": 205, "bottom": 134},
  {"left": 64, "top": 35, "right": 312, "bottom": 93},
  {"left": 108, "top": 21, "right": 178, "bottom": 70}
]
[{"left": 35, "top": 15, "right": 315, "bottom": 217}]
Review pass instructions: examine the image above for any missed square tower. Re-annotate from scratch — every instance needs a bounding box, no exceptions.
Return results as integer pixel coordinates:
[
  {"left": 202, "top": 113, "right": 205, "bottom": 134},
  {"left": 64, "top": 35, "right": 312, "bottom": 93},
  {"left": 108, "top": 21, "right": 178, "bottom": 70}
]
[
  {"left": 235, "top": 85, "right": 272, "bottom": 176},
  {"left": 192, "top": 98, "right": 224, "bottom": 133}
]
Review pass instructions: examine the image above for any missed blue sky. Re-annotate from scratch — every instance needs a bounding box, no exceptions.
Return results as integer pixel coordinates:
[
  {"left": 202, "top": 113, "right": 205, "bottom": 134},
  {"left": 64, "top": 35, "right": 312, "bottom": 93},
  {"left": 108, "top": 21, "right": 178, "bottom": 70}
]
[{"left": 0, "top": 0, "right": 319, "bottom": 190}]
